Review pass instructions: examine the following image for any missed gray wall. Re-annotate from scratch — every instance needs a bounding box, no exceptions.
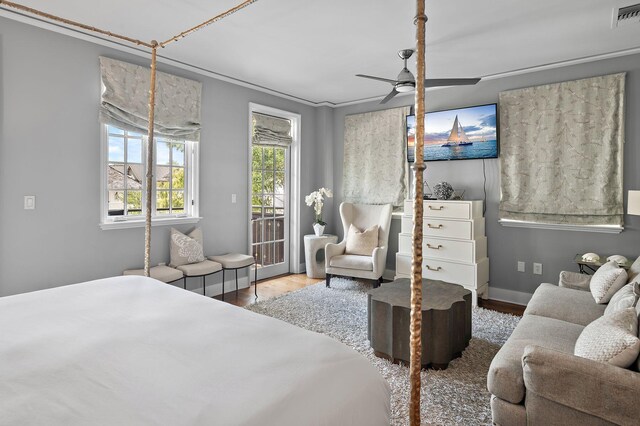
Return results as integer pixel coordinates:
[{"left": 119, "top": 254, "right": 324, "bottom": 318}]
[
  {"left": 0, "top": 18, "right": 326, "bottom": 296},
  {"left": 331, "top": 53, "right": 640, "bottom": 298},
  {"left": 2, "top": 16, "right": 639, "bottom": 300}
]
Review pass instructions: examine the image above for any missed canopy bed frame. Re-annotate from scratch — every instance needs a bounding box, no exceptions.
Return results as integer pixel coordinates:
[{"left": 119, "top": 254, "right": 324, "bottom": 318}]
[{"left": 0, "top": 1, "right": 430, "bottom": 424}]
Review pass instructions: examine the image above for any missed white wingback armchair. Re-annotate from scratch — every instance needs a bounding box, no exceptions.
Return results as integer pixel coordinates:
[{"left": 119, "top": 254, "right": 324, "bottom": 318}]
[{"left": 325, "top": 202, "right": 393, "bottom": 288}]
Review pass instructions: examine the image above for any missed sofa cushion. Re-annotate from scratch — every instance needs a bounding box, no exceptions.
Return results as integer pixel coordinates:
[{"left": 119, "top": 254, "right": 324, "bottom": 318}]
[
  {"left": 524, "top": 283, "right": 605, "bottom": 326},
  {"left": 329, "top": 254, "right": 373, "bottom": 271},
  {"left": 628, "top": 256, "right": 640, "bottom": 283},
  {"left": 574, "top": 308, "right": 640, "bottom": 368},
  {"left": 605, "top": 282, "right": 640, "bottom": 316},
  {"left": 590, "top": 261, "right": 627, "bottom": 304},
  {"left": 487, "top": 314, "right": 584, "bottom": 404}
]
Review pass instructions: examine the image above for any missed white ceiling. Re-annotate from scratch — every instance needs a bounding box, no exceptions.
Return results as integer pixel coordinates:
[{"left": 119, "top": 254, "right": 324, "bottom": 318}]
[{"left": 2, "top": 0, "right": 640, "bottom": 106}]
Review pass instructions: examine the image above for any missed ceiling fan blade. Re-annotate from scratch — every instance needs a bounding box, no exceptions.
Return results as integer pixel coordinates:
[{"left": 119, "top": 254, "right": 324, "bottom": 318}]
[
  {"left": 380, "top": 89, "right": 399, "bottom": 104},
  {"left": 356, "top": 74, "right": 397, "bottom": 84},
  {"left": 424, "top": 78, "right": 481, "bottom": 88}
]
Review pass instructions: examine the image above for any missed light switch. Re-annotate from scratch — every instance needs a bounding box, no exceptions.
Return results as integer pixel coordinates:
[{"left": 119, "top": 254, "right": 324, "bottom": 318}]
[
  {"left": 24, "top": 195, "right": 36, "bottom": 210},
  {"left": 231, "top": 193, "right": 237, "bottom": 204},
  {"left": 517, "top": 261, "right": 525, "bottom": 272}
]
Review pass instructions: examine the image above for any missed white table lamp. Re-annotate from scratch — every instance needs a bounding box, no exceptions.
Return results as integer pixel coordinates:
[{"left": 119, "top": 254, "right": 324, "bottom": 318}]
[{"left": 629, "top": 190, "right": 640, "bottom": 216}]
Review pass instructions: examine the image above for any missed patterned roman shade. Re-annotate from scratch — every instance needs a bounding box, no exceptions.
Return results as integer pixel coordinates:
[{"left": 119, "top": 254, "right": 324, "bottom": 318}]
[
  {"left": 251, "top": 112, "right": 293, "bottom": 147},
  {"left": 343, "top": 107, "right": 410, "bottom": 206},
  {"left": 499, "top": 73, "right": 626, "bottom": 226},
  {"left": 100, "top": 57, "right": 202, "bottom": 141}
]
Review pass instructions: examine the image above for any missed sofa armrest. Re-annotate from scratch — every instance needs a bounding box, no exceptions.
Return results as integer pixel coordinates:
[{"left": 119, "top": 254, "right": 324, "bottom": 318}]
[
  {"left": 522, "top": 345, "right": 640, "bottom": 425},
  {"left": 371, "top": 245, "right": 388, "bottom": 278},
  {"left": 558, "top": 270, "right": 592, "bottom": 291},
  {"left": 325, "top": 241, "right": 346, "bottom": 269}
]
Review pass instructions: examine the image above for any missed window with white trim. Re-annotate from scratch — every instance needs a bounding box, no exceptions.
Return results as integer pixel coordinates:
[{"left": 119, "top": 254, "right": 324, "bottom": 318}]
[{"left": 102, "top": 124, "right": 198, "bottom": 227}]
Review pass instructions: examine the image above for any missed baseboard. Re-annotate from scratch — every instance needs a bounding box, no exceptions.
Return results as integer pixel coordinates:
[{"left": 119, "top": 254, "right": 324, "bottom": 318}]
[
  {"left": 383, "top": 269, "right": 396, "bottom": 281},
  {"left": 488, "top": 287, "right": 532, "bottom": 306}
]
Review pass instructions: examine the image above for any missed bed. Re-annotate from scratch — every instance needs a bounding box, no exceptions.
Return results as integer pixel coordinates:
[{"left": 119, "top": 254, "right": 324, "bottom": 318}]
[{"left": 0, "top": 276, "right": 390, "bottom": 425}]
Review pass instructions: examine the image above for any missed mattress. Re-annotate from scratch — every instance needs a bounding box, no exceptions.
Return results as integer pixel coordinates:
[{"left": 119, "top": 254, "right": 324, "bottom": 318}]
[{"left": 0, "top": 276, "right": 390, "bottom": 425}]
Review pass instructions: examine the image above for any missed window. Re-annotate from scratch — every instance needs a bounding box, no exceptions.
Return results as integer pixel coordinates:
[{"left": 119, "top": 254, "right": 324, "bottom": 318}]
[
  {"left": 101, "top": 124, "right": 199, "bottom": 229},
  {"left": 498, "top": 73, "right": 625, "bottom": 233}
]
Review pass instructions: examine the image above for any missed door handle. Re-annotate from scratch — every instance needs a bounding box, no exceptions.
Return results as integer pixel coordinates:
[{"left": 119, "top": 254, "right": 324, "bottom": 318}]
[
  {"left": 426, "top": 265, "right": 442, "bottom": 272},
  {"left": 427, "top": 223, "right": 443, "bottom": 229},
  {"left": 426, "top": 243, "right": 442, "bottom": 250},
  {"left": 428, "top": 205, "right": 444, "bottom": 210}
]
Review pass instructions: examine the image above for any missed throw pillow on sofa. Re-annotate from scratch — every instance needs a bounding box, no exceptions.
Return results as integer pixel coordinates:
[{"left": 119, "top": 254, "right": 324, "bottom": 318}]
[
  {"left": 590, "top": 261, "right": 628, "bottom": 303},
  {"left": 574, "top": 308, "right": 640, "bottom": 368},
  {"left": 605, "top": 282, "right": 640, "bottom": 316},
  {"left": 345, "top": 224, "right": 379, "bottom": 256},
  {"left": 169, "top": 227, "right": 205, "bottom": 267}
]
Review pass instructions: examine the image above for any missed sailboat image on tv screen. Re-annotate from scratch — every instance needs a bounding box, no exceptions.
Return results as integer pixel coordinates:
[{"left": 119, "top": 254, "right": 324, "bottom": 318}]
[{"left": 441, "top": 115, "right": 473, "bottom": 147}]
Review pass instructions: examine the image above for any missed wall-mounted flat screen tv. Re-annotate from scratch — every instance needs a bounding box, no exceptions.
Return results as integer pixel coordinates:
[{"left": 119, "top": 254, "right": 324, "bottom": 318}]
[{"left": 407, "top": 103, "right": 498, "bottom": 162}]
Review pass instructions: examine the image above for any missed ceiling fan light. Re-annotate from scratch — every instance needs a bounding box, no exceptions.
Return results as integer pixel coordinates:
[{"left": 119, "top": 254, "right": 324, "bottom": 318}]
[{"left": 396, "top": 83, "right": 414, "bottom": 93}]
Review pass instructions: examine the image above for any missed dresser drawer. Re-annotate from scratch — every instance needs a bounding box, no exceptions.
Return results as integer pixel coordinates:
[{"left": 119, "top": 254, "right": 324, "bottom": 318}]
[
  {"left": 395, "top": 254, "right": 489, "bottom": 289},
  {"left": 398, "top": 234, "right": 486, "bottom": 263},
  {"left": 424, "top": 202, "right": 470, "bottom": 219},
  {"left": 422, "top": 258, "right": 476, "bottom": 286},
  {"left": 403, "top": 200, "right": 483, "bottom": 219},
  {"left": 424, "top": 218, "right": 484, "bottom": 240},
  {"left": 400, "top": 216, "right": 485, "bottom": 240}
]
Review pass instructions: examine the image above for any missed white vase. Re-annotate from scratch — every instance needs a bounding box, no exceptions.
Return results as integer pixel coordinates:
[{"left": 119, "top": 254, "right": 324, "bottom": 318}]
[{"left": 313, "top": 223, "right": 325, "bottom": 237}]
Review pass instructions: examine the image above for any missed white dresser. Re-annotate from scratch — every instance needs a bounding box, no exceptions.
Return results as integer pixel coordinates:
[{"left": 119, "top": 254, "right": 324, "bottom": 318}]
[{"left": 395, "top": 199, "right": 489, "bottom": 305}]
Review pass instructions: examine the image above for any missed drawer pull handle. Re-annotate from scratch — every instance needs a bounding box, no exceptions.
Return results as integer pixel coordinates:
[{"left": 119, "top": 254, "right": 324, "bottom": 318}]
[
  {"left": 428, "top": 205, "right": 444, "bottom": 210},
  {"left": 427, "top": 243, "right": 443, "bottom": 250},
  {"left": 426, "top": 265, "right": 442, "bottom": 272},
  {"left": 427, "top": 223, "right": 443, "bottom": 229}
]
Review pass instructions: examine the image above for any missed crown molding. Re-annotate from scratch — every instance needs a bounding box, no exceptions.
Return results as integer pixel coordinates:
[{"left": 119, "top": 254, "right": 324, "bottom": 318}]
[{"left": 3, "top": 8, "right": 640, "bottom": 109}]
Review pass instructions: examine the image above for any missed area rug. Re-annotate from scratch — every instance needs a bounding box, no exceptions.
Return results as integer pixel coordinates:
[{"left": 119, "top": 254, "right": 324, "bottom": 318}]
[{"left": 247, "top": 278, "right": 520, "bottom": 426}]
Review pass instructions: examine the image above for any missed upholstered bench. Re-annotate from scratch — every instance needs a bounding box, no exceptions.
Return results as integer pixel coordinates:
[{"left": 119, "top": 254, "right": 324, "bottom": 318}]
[
  {"left": 208, "top": 254, "right": 257, "bottom": 300},
  {"left": 176, "top": 260, "right": 222, "bottom": 297},
  {"left": 123, "top": 265, "right": 184, "bottom": 285}
]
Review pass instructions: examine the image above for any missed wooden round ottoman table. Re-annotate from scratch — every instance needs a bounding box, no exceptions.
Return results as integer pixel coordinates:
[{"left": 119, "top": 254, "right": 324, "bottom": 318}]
[{"left": 367, "top": 278, "right": 472, "bottom": 370}]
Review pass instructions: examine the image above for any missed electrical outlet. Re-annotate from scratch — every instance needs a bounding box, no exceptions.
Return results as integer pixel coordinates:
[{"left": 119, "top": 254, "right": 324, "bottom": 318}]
[
  {"left": 517, "top": 261, "right": 525, "bottom": 272},
  {"left": 24, "top": 195, "right": 36, "bottom": 210},
  {"left": 231, "top": 193, "right": 237, "bottom": 204},
  {"left": 533, "top": 263, "right": 543, "bottom": 275}
]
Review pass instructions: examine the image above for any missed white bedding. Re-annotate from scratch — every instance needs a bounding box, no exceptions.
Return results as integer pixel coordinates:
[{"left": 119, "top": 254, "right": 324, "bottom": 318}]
[{"left": 0, "top": 276, "right": 390, "bottom": 425}]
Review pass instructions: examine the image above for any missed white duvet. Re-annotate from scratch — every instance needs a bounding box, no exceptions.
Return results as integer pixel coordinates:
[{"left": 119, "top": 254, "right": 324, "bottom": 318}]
[{"left": 0, "top": 276, "right": 390, "bottom": 425}]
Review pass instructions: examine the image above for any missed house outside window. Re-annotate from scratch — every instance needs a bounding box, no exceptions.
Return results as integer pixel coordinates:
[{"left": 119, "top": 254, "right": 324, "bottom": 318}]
[{"left": 101, "top": 124, "right": 199, "bottom": 229}]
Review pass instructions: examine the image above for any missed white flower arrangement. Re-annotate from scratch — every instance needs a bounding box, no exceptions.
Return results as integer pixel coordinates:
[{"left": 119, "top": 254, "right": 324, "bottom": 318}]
[{"left": 305, "top": 187, "right": 333, "bottom": 225}]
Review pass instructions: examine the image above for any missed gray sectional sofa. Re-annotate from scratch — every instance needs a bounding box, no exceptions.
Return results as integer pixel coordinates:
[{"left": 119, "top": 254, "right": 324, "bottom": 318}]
[{"left": 488, "top": 258, "right": 640, "bottom": 425}]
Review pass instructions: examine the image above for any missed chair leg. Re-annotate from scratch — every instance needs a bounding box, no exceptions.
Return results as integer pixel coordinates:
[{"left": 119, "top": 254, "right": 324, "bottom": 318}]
[
  {"left": 183, "top": 277, "right": 186, "bottom": 290},
  {"left": 254, "top": 264, "right": 258, "bottom": 298},
  {"left": 326, "top": 273, "right": 331, "bottom": 288},
  {"left": 222, "top": 269, "right": 225, "bottom": 301},
  {"left": 202, "top": 276, "right": 206, "bottom": 296},
  {"left": 235, "top": 269, "right": 239, "bottom": 294}
]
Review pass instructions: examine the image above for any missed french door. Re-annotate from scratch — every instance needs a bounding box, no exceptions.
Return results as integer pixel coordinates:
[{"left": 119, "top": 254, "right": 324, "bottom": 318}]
[{"left": 250, "top": 129, "right": 290, "bottom": 279}]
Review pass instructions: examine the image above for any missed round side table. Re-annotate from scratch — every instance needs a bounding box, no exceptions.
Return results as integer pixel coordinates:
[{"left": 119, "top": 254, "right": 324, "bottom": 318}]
[{"left": 304, "top": 234, "right": 338, "bottom": 279}]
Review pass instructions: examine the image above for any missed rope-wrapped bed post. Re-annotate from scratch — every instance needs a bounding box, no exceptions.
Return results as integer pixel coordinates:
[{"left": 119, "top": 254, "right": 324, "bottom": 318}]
[
  {"left": 144, "top": 41, "right": 159, "bottom": 277},
  {"left": 409, "top": 0, "right": 427, "bottom": 424}
]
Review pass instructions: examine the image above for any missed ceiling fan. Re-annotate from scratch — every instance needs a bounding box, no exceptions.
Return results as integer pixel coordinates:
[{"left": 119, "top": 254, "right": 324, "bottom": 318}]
[{"left": 356, "top": 49, "right": 481, "bottom": 104}]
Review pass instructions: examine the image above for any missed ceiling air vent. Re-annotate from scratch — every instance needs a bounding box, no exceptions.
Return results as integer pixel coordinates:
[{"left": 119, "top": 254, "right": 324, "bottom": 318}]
[{"left": 612, "top": 3, "right": 640, "bottom": 27}]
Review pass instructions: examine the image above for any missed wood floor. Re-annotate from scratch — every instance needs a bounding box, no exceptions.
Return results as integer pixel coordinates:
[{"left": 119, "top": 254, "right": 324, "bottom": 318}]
[{"left": 215, "top": 273, "right": 526, "bottom": 316}]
